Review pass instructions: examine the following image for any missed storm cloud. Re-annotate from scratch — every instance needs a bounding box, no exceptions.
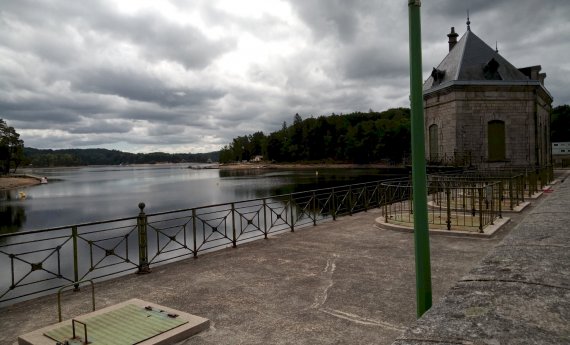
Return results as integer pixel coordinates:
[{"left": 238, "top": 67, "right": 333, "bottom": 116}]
[{"left": 0, "top": 0, "right": 568, "bottom": 153}]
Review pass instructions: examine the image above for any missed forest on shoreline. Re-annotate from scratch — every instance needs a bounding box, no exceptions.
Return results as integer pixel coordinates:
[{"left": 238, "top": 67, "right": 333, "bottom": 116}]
[
  {"left": 220, "top": 108, "right": 411, "bottom": 164},
  {"left": 23, "top": 148, "right": 219, "bottom": 168},
  {"left": 3, "top": 104, "right": 569, "bottom": 170}
]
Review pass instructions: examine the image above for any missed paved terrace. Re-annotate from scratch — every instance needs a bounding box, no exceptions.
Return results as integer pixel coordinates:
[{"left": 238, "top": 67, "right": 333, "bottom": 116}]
[
  {"left": 0, "top": 171, "right": 567, "bottom": 345},
  {"left": 394, "top": 170, "right": 570, "bottom": 345}
]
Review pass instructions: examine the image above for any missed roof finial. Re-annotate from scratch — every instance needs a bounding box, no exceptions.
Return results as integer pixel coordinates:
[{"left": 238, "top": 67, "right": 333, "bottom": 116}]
[
  {"left": 495, "top": 41, "right": 499, "bottom": 53},
  {"left": 466, "top": 10, "right": 471, "bottom": 31}
]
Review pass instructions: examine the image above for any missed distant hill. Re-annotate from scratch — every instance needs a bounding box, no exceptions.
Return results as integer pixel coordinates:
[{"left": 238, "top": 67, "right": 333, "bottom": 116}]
[{"left": 23, "top": 147, "right": 219, "bottom": 167}]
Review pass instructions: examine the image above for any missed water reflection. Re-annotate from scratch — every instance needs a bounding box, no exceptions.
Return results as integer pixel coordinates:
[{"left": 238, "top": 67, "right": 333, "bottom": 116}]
[
  {"left": 1, "top": 165, "right": 407, "bottom": 232},
  {"left": 0, "top": 190, "right": 27, "bottom": 236},
  {"left": 0, "top": 165, "right": 409, "bottom": 305}
]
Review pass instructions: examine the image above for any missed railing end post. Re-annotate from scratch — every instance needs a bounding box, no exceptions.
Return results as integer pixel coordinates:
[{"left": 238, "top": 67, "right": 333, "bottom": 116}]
[{"left": 137, "top": 202, "right": 151, "bottom": 274}]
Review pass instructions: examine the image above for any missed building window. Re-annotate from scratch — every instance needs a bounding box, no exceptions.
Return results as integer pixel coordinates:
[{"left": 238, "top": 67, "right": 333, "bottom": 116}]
[
  {"left": 429, "top": 124, "right": 438, "bottom": 161},
  {"left": 488, "top": 120, "right": 506, "bottom": 161}
]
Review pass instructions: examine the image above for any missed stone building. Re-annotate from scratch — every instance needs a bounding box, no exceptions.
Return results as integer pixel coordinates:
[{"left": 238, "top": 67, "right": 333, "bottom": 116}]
[
  {"left": 552, "top": 142, "right": 570, "bottom": 167},
  {"left": 423, "top": 22, "right": 553, "bottom": 167}
]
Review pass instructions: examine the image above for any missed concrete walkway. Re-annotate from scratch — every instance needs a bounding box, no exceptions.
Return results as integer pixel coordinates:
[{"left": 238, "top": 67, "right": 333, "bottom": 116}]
[
  {"left": 0, "top": 172, "right": 564, "bottom": 345},
  {"left": 394, "top": 170, "right": 570, "bottom": 345}
]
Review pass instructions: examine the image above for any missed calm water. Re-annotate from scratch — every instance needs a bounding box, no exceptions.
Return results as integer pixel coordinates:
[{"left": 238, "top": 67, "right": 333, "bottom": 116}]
[
  {"left": 1, "top": 164, "right": 405, "bottom": 233},
  {"left": 0, "top": 164, "right": 407, "bottom": 306}
]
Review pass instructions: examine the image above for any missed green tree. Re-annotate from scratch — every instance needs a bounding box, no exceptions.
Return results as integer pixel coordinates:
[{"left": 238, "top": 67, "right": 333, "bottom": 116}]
[
  {"left": 0, "top": 119, "right": 25, "bottom": 174},
  {"left": 551, "top": 105, "right": 570, "bottom": 142}
]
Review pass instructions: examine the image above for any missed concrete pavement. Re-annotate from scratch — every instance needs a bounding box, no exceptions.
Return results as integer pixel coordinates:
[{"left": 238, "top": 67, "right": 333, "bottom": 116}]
[{"left": 1, "top": 172, "right": 566, "bottom": 345}]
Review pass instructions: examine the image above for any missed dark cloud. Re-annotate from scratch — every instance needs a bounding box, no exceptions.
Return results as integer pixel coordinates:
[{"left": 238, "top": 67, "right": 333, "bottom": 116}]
[
  {"left": 71, "top": 66, "right": 226, "bottom": 108},
  {"left": 1, "top": 0, "right": 235, "bottom": 69},
  {"left": 0, "top": 0, "right": 567, "bottom": 152},
  {"left": 69, "top": 120, "right": 133, "bottom": 134}
]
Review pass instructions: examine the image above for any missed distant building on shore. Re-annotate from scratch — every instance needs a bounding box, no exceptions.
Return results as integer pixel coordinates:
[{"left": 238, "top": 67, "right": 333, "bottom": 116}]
[
  {"left": 423, "top": 20, "right": 553, "bottom": 167},
  {"left": 552, "top": 142, "right": 570, "bottom": 167}
]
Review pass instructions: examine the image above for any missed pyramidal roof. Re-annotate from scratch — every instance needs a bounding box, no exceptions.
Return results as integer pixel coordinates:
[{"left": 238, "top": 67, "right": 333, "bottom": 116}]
[{"left": 423, "top": 29, "right": 531, "bottom": 91}]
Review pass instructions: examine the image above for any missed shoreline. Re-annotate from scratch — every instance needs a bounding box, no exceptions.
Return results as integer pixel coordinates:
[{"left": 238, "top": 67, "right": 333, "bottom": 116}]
[
  {"left": 0, "top": 176, "right": 41, "bottom": 191},
  {"left": 218, "top": 162, "right": 405, "bottom": 170}
]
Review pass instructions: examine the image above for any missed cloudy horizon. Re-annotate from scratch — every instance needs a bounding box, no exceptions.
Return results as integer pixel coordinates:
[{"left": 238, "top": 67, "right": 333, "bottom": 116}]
[{"left": 1, "top": 0, "right": 569, "bottom": 153}]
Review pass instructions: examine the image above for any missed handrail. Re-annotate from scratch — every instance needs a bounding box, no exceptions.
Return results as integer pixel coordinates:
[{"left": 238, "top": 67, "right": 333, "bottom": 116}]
[
  {"left": 57, "top": 279, "right": 95, "bottom": 322},
  {"left": 0, "top": 170, "right": 549, "bottom": 306}
]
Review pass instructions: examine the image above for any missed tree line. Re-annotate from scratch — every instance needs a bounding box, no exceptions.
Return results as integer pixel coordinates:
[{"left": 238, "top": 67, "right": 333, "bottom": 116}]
[
  {"left": 0, "top": 119, "right": 25, "bottom": 174},
  {"left": 2, "top": 104, "right": 567, "bottom": 172},
  {"left": 22, "top": 148, "right": 219, "bottom": 168},
  {"left": 219, "top": 108, "right": 412, "bottom": 164},
  {"left": 551, "top": 105, "right": 570, "bottom": 142}
]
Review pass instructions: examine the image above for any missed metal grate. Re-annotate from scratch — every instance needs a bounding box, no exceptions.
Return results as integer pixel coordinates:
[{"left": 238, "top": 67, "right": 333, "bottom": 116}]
[{"left": 44, "top": 304, "right": 188, "bottom": 344}]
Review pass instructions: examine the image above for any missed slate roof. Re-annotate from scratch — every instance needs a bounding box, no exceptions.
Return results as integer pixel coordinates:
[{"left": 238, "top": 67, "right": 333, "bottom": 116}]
[{"left": 423, "top": 29, "right": 532, "bottom": 92}]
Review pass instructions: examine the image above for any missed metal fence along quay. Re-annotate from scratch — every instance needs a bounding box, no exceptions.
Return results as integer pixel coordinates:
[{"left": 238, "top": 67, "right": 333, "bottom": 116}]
[{"left": 0, "top": 166, "right": 552, "bottom": 305}]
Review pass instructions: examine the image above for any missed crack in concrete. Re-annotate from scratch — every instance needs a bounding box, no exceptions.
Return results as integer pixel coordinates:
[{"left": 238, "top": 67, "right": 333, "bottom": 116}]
[
  {"left": 496, "top": 243, "right": 570, "bottom": 249},
  {"left": 310, "top": 254, "right": 338, "bottom": 309},
  {"left": 308, "top": 254, "right": 406, "bottom": 332},
  {"left": 320, "top": 308, "right": 406, "bottom": 331},
  {"left": 395, "top": 337, "right": 474, "bottom": 344},
  {"left": 460, "top": 278, "right": 570, "bottom": 291}
]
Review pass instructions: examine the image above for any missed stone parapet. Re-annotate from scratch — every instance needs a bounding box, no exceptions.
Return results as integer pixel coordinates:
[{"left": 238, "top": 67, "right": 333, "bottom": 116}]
[{"left": 393, "top": 170, "right": 570, "bottom": 345}]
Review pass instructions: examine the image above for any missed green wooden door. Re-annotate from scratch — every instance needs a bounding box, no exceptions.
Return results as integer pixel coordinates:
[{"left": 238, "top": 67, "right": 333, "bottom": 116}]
[
  {"left": 429, "top": 124, "right": 438, "bottom": 161},
  {"left": 488, "top": 120, "right": 505, "bottom": 161}
]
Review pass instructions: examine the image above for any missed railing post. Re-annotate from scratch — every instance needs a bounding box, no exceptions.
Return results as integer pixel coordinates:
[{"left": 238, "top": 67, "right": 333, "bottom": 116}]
[
  {"left": 498, "top": 183, "right": 503, "bottom": 219},
  {"left": 489, "top": 185, "right": 495, "bottom": 225},
  {"left": 384, "top": 185, "right": 389, "bottom": 223},
  {"left": 445, "top": 186, "right": 451, "bottom": 230},
  {"left": 408, "top": 173, "right": 413, "bottom": 214},
  {"left": 263, "top": 199, "right": 268, "bottom": 238},
  {"left": 471, "top": 184, "right": 476, "bottom": 217},
  {"left": 192, "top": 209, "right": 197, "bottom": 258},
  {"left": 312, "top": 192, "right": 317, "bottom": 226},
  {"left": 289, "top": 194, "right": 295, "bottom": 232},
  {"left": 508, "top": 178, "right": 514, "bottom": 210},
  {"left": 376, "top": 182, "right": 381, "bottom": 208},
  {"left": 231, "top": 203, "right": 237, "bottom": 247},
  {"left": 137, "top": 202, "right": 150, "bottom": 274},
  {"left": 348, "top": 185, "right": 353, "bottom": 216},
  {"left": 478, "top": 188, "right": 484, "bottom": 233},
  {"left": 331, "top": 188, "right": 337, "bottom": 221},
  {"left": 363, "top": 185, "right": 368, "bottom": 212},
  {"left": 519, "top": 175, "right": 524, "bottom": 202},
  {"left": 72, "top": 226, "right": 80, "bottom": 291}
]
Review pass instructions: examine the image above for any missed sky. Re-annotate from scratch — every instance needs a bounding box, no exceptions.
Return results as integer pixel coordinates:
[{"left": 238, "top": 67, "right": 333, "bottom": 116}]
[{"left": 1, "top": 0, "right": 569, "bottom": 153}]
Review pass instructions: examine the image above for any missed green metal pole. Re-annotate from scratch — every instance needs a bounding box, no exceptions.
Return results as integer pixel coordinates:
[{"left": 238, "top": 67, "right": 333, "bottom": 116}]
[{"left": 408, "top": 0, "right": 432, "bottom": 318}]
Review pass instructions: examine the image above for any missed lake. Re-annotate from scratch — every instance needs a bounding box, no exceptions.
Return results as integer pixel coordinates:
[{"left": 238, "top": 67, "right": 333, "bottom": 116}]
[{"left": 1, "top": 164, "right": 406, "bottom": 233}]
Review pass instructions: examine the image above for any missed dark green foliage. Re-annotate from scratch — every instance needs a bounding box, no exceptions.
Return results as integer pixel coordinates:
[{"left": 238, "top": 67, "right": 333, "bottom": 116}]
[
  {"left": 0, "top": 119, "right": 25, "bottom": 174},
  {"left": 551, "top": 105, "right": 570, "bottom": 142},
  {"left": 23, "top": 147, "right": 219, "bottom": 167},
  {"left": 219, "top": 108, "right": 411, "bottom": 164}
]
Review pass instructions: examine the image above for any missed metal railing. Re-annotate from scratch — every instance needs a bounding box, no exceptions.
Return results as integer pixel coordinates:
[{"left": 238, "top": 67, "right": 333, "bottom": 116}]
[
  {"left": 381, "top": 179, "right": 501, "bottom": 233},
  {"left": 0, "top": 166, "right": 553, "bottom": 306},
  {"left": 0, "top": 178, "right": 404, "bottom": 306},
  {"left": 472, "top": 165, "right": 553, "bottom": 197},
  {"left": 429, "top": 171, "right": 525, "bottom": 211}
]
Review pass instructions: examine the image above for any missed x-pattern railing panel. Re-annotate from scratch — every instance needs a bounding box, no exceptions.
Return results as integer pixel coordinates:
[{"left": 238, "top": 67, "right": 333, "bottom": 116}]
[
  {"left": 264, "top": 198, "right": 292, "bottom": 234},
  {"left": 234, "top": 201, "right": 265, "bottom": 241},
  {"left": 0, "top": 235, "right": 74, "bottom": 302},
  {"left": 74, "top": 222, "right": 140, "bottom": 280},
  {"left": 194, "top": 209, "right": 233, "bottom": 252},
  {"left": 146, "top": 213, "right": 195, "bottom": 265}
]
